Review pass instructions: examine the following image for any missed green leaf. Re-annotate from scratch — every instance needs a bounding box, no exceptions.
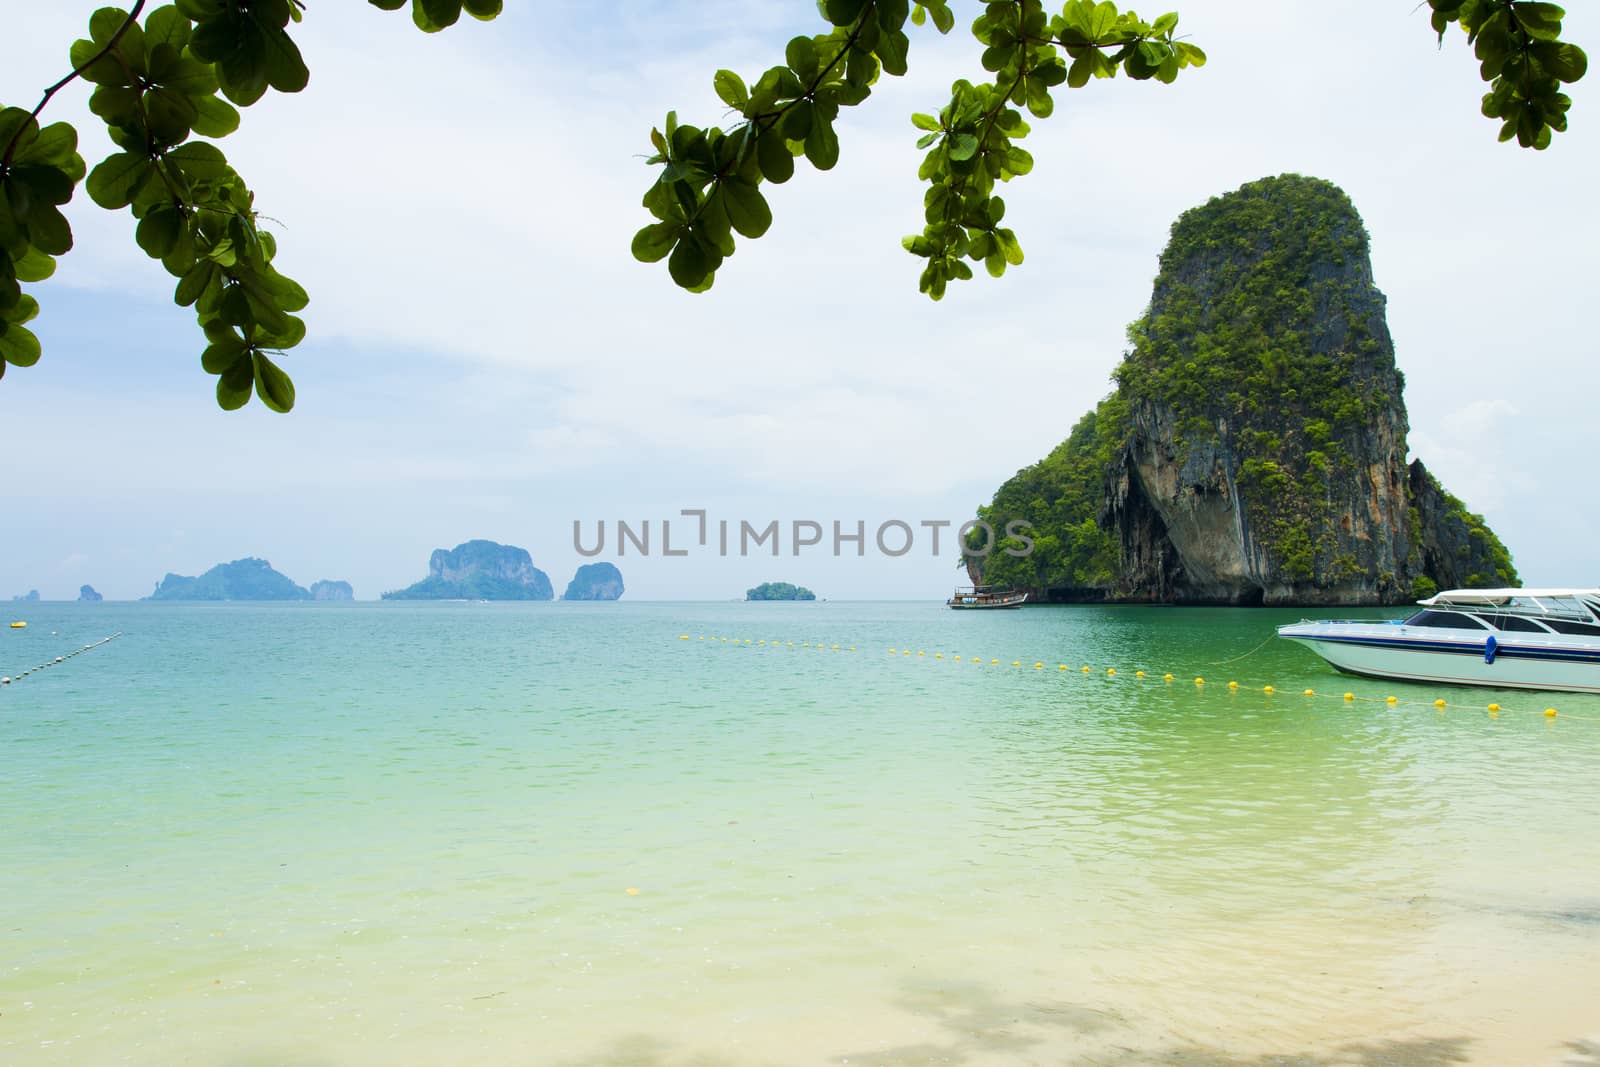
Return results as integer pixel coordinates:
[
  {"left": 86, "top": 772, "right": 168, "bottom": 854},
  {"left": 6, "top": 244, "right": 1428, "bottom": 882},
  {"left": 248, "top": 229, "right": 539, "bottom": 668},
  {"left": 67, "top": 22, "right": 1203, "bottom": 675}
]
[
  {"left": 261, "top": 25, "right": 310, "bottom": 92},
  {"left": 463, "top": 0, "right": 502, "bottom": 17},
  {"left": 804, "top": 116, "right": 840, "bottom": 170},
  {"left": 667, "top": 236, "right": 711, "bottom": 289},
  {"left": 755, "top": 129, "right": 795, "bottom": 184},
  {"left": 786, "top": 36, "right": 818, "bottom": 79},
  {"left": 216, "top": 357, "right": 254, "bottom": 409},
  {"left": 252, "top": 351, "right": 295, "bottom": 412},
  {"left": 86, "top": 152, "right": 154, "bottom": 209},
  {"left": 948, "top": 132, "right": 980, "bottom": 161},
  {"left": 165, "top": 141, "right": 233, "bottom": 182},
  {"left": 721, "top": 178, "right": 772, "bottom": 239},
  {"left": 714, "top": 69, "right": 749, "bottom": 110},
  {"left": 200, "top": 337, "right": 248, "bottom": 373},
  {"left": 191, "top": 95, "right": 241, "bottom": 137},
  {"left": 136, "top": 206, "right": 183, "bottom": 258},
  {"left": 175, "top": 259, "right": 217, "bottom": 305},
  {"left": 13, "top": 247, "right": 57, "bottom": 283},
  {"left": 631, "top": 221, "right": 679, "bottom": 263},
  {"left": 1531, "top": 41, "right": 1587, "bottom": 82},
  {"left": 0, "top": 321, "right": 41, "bottom": 367}
]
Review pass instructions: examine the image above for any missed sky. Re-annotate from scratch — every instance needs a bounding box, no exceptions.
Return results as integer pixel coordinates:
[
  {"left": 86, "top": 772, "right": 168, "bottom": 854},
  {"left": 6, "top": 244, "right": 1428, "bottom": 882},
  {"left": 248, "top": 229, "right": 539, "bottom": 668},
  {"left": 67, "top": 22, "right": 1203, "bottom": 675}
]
[{"left": 2, "top": 1, "right": 1595, "bottom": 601}]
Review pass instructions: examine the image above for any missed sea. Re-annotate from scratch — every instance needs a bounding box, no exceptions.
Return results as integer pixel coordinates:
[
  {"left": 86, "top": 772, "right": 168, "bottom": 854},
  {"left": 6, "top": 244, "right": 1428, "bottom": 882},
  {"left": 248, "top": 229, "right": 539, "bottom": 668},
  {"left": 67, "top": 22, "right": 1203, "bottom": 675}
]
[{"left": 2, "top": 601, "right": 1598, "bottom": 1066}]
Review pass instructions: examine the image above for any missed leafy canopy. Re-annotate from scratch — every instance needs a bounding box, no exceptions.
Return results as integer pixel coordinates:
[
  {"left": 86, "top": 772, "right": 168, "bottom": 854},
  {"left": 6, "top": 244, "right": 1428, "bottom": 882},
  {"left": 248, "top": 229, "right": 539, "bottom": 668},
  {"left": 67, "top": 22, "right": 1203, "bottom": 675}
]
[
  {"left": 634, "top": 0, "right": 1586, "bottom": 296},
  {"left": 0, "top": 1, "right": 1586, "bottom": 408}
]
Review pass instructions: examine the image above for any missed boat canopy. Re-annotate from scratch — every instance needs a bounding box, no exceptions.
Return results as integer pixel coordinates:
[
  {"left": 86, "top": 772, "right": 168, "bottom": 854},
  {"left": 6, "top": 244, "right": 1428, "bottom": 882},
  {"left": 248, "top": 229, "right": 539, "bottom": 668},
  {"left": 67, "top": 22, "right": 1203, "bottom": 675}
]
[{"left": 1419, "top": 588, "right": 1600, "bottom": 620}]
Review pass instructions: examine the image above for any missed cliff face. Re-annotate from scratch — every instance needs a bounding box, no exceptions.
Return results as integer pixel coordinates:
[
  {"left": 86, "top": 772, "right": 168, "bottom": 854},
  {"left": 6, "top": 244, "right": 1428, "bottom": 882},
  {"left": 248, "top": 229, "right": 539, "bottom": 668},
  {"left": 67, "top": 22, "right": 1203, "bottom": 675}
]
[
  {"left": 562, "top": 563, "right": 624, "bottom": 601},
  {"left": 973, "top": 175, "right": 1515, "bottom": 606},
  {"left": 384, "top": 540, "right": 553, "bottom": 600},
  {"left": 78, "top": 585, "right": 103, "bottom": 602},
  {"left": 310, "top": 580, "right": 354, "bottom": 601}
]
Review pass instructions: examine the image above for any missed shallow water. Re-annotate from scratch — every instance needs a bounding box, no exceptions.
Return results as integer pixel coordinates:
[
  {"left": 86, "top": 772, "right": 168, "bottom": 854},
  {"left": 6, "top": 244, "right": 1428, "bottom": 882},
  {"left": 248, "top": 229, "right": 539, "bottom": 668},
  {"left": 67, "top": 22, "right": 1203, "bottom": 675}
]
[{"left": 3, "top": 602, "right": 1598, "bottom": 1065}]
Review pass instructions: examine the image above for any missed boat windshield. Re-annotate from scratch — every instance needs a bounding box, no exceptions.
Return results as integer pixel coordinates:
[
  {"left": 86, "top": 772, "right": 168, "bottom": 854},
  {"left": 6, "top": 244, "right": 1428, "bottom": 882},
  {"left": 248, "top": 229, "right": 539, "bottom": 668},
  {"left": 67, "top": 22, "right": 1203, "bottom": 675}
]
[{"left": 1401, "top": 609, "right": 1489, "bottom": 630}]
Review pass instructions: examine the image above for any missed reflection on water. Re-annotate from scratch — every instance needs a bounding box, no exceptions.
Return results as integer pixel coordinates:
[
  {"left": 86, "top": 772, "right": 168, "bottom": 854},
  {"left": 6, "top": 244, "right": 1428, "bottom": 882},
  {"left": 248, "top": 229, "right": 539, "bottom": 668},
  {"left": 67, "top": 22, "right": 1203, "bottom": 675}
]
[{"left": 1, "top": 601, "right": 1597, "bottom": 1065}]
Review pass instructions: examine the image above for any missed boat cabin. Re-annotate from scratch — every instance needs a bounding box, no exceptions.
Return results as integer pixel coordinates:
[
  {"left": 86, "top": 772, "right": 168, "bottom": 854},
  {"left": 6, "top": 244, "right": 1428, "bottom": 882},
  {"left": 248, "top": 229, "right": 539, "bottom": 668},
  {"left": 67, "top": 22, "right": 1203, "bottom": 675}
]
[{"left": 1405, "top": 588, "right": 1600, "bottom": 636}]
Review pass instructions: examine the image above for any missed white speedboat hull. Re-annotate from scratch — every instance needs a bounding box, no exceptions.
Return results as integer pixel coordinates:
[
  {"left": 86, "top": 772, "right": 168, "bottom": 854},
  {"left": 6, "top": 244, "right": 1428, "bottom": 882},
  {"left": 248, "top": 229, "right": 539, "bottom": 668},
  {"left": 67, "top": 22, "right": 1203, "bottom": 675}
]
[{"left": 1278, "top": 621, "right": 1600, "bottom": 694}]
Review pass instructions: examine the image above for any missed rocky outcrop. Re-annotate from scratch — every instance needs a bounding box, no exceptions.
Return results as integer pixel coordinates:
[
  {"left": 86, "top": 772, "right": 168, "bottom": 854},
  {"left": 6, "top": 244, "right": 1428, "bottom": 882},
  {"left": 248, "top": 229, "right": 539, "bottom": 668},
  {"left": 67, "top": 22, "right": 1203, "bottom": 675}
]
[
  {"left": 747, "top": 582, "right": 816, "bottom": 601},
  {"left": 972, "top": 175, "right": 1514, "bottom": 606},
  {"left": 310, "top": 580, "right": 354, "bottom": 601},
  {"left": 562, "top": 563, "right": 624, "bottom": 601},
  {"left": 146, "top": 558, "right": 312, "bottom": 601},
  {"left": 11, "top": 589, "right": 39, "bottom": 601},
  {"left": 78, "top": 585, "right": 103, "bottom": 602},
  {"left": 383, "top": 540, "right": 553, "bottom": 600}
]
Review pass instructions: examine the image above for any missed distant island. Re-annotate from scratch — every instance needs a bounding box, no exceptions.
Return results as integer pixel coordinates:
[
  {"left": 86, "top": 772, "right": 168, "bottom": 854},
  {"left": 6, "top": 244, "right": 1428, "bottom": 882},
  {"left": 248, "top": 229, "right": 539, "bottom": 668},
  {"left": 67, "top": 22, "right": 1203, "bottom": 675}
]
[
  {"left": 78, "top": 585, "right": 103, "bottom": 603},
  {"left": 383, "top": 540, "right": 553, "bottom": 600},
  {"left": 310, "top": 580, "right": 354, "bottom": 601},
  {"left": 747, "top": 582, "right": 816, "bottom": 602},
  {"left": 563, "top": 562, "right": 624, "bottom": 601},
  {"left": 147, "top": 558, "right": 315, "bottom": 601},
  {"left": 12, "top": 590, "right": 39, "bottom": 602}
]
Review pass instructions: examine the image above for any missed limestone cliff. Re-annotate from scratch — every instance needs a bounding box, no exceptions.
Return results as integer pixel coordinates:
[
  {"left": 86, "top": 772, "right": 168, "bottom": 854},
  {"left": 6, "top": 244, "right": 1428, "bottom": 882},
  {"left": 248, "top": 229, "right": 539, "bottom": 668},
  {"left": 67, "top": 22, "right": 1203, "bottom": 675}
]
[
  {"left": 383, "top": 540, "right": 553, "bottom": 601},
  {"left": 78, "top": 585, "right": 103, "bottom": 602},
  {"left": 972, "top": 175, "right": 1515, "bottom": 606},
  {"left": 310, "top": 580, "right": 354, "bottom": 601},
  {"left": 562, "top": 563, "right": 624, "bottom": 601}
]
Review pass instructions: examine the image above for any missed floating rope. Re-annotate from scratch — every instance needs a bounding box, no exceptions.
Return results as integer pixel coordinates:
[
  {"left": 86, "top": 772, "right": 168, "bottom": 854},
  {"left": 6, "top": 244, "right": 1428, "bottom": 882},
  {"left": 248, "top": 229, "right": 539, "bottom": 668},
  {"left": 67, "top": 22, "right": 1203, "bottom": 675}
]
[
  {"left": 1, "top": 632, "right": 122, "bottom": 689},
  {"left": 1206, "top": 630, "right": 1281, "bottom": 666},
  {"left": 674, "top": 633, "right": 1600, "bottom": 722}
]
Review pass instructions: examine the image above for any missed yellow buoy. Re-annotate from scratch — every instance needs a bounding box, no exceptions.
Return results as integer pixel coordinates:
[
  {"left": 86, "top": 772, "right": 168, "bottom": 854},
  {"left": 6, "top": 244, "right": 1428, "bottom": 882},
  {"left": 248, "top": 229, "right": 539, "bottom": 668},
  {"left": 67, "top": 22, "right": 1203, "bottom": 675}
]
[
  {"left": 1107, "top": 668, "right": 1116, "bottom": 676},
  {"left": 917, "top": 650, "right": 924, "bottom": 657},
  {"left": 1011, "top": 660, "right": 1020, "bottom": 667},
  {"left": 936, "top": 653, "right": 943, "bottom": 659},
  {"left": 991, "top": 658, "right": 999, "bottom": 665},
  {"left": 1228, "top": 681, "right": 1239, "bottom": 689},
  {"left": 1263, "top": 685, "right": 1274, "bottom": 694},
  {"left": 1136, "top": 670, "right": 1146, "bottom": 678},
  {"left": 9, "top": 621, "right": 25, "bottom": 629},
  {"left": 1344, "top": 692, "right": 1355, "bottom": 701},
  {"left": 954, "top": 656, "right": 961, "bottom": 661},
  {"left": 886, "top": 648, "right": 893, "bottom": 654},
  {"left": 1035, "top": 662, "right": 1043, "bottom": 669},
  {"left": 1163, "top": 673, "right": 1174, "bottom": 681},
  {"left": 1545, "top": 708, "right": 1558, "bottom": 718},
  {"left": 1059, "top": 664, "right": 1067, "bottom": 671},
  {"left": 1194, "top": 677, "right": 1205, "bottom": 685},
  {"left": 679, "top": 635, "right": 689, "bottom": 640},
  {"left": 1303, "top": 689, "right": 1315, "bottom": 696},
  {"left": 1386, "top": 695, "right": 1398, "bottom": 705},
  {"left": 1488, "top": 702, "right": 1501, "bottom": 712},
  {"left": 625, "top": 887, "right": 640, "bottom": 896},
  {"left": 1081, "top": 666, "right": 1091, "bottom": 674},
  {"left": 1434, "top": 699, "right": 1446, "bottom": 708}
]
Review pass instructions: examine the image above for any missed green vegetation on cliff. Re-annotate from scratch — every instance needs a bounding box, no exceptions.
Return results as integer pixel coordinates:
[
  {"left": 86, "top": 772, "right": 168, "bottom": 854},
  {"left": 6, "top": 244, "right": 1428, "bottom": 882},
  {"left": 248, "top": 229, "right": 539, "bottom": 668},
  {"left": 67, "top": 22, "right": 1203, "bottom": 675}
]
[
  {"left": 974, "top": 397, "right": 1127, "bottom": 594},
  {"left": 747, "top": 582, "right": 816, "bottom": 602},
  {"left": 973, "top": 174, "right": 1516, "bottom": 604},
  {"left": 147, "top": 558, "right": 311, "bottom": 601},
  {"left": 383, "top": 540, "right": 553, "bottom": 601}
]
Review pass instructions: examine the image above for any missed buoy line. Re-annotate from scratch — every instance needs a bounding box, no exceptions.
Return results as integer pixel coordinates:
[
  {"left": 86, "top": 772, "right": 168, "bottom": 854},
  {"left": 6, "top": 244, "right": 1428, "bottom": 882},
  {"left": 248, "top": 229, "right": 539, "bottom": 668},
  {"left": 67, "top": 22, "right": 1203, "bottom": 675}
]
[
  {"left": 675, "top": 633, "right": 1600, "bottom": 723},
  {"left": 0, "top": 632, "right": 123, "bottom": 689}
]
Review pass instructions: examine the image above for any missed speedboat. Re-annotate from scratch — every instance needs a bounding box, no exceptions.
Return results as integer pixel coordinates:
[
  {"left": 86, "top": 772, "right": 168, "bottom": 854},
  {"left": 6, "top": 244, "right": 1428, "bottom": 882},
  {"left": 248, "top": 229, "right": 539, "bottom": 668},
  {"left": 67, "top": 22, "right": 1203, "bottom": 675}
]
[
  {"left": 947, "top": 586, "right": 1028, "bottom": 609},
  {"left": 1277, "top": 588, "right": 1600, "bottom": 693}
]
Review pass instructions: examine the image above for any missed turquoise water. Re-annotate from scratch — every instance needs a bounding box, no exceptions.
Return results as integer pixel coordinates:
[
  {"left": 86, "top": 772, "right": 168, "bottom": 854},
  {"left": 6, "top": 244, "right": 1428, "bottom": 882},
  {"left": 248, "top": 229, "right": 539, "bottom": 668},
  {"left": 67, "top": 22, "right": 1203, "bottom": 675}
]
[{"left": 3, "top": 602, "right": 1599, "bottom": 1065}]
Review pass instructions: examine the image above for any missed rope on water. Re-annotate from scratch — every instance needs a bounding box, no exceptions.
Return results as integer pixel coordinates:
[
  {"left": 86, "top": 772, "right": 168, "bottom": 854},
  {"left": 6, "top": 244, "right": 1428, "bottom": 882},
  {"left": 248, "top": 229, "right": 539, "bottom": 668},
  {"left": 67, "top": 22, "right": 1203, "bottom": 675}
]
[
  {"left": 0, "top": 632, "right": 122, "bottom": 690},
  {"left": 1208, "top": 630, "right": 1279, "bottom": 666}
]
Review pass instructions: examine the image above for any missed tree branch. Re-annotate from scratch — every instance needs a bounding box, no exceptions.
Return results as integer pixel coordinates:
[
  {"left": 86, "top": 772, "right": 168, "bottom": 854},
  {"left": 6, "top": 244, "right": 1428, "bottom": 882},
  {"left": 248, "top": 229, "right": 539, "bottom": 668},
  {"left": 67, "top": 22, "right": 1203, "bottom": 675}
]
[{"left": 1, "top": 0, "right": 148, "bottom": 174}]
